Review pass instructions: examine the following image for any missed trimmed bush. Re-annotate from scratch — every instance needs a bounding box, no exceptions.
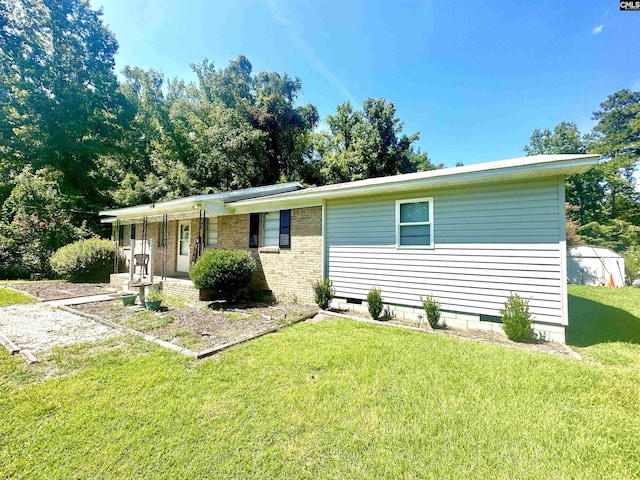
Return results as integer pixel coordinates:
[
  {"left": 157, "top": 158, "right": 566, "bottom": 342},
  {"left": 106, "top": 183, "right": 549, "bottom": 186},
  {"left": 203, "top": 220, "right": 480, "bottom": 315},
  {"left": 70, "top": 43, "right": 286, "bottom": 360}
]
[
  {"left": 367, "top": 287, "right": 384, "bottom": 320},
  {"left": 313, "top": 278, "right": 334, "bottom": 310},
  {"left": 50, "top": 238, "right": 117, "bottom": 282},
  {"left": 500, "top": 293, "right": 533, "bottom": 342},
  {"left": 189, "top": 249, "right": 256, "bottom": 304},
  {"left": 422, "top": 295, "right": 441, "bottom": 328}
]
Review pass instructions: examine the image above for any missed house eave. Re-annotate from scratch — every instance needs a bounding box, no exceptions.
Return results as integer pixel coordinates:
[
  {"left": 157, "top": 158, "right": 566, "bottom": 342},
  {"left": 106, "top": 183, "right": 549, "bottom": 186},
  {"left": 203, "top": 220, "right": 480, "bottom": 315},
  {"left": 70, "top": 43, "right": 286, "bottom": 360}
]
[
  {"left": 226, "top": 154, "right": 600, "bottom": 213},
  {"left": 99, "top": 182, "right": 304, "bottom": 221}
]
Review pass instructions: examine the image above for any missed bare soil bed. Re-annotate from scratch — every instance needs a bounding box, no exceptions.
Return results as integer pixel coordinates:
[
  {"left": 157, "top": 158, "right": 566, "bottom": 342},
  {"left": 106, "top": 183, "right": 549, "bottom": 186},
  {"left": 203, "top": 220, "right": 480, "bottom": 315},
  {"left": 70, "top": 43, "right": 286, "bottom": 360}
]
[
  {"left": 72, "top": 300, "right": 317, "bottom": 352},
  {"left": 10, "top": 281, "right": 117, "bottom": 301}
]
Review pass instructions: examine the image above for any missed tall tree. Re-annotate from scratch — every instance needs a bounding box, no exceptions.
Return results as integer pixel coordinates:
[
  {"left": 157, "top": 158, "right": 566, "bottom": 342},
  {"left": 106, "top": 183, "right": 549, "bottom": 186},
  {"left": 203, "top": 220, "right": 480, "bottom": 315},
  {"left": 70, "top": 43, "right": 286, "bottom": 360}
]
[
  {"left": 251, "top": 71, "right": 318, "bottom": 183},
  {"left": 318, "top": 99, "right": 438, "bottom": 184},
  {"left": 523, "top": 121, "right": 605, "bottom": 224},
  {"left": 0, "top": 0, "right": 127, "bottom": 216},
  {"left": 589, "top": 89, "right": 640, "bottom": 220}
]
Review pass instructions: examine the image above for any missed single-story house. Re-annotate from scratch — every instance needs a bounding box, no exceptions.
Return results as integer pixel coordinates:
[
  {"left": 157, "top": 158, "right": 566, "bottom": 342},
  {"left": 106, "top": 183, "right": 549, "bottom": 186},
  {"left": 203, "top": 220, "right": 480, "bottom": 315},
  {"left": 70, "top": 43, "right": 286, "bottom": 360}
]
[
  {"left": 100, "top": 153, "right": 600, "bottom": 342},
  {"left": 567, "top": 246, "right": 626, "bottom": 287}
]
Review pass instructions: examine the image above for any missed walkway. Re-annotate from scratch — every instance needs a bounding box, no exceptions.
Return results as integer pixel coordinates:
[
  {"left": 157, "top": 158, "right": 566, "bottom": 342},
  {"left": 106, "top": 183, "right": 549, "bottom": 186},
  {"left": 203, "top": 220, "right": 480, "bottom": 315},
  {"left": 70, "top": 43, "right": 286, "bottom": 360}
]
[{"left": 0, "top": 299, "right": 117, "bottom": 354}]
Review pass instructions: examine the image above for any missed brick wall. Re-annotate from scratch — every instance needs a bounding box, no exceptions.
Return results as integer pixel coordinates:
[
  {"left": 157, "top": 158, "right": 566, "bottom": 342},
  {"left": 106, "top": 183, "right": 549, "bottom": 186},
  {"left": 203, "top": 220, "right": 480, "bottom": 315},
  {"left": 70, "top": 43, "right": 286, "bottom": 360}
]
[
  {"left": 218, "top": 207, "right": 322, "bottom": 304},
  {"left": 120, "top": 209, "right": 322, "bottom": 305}
]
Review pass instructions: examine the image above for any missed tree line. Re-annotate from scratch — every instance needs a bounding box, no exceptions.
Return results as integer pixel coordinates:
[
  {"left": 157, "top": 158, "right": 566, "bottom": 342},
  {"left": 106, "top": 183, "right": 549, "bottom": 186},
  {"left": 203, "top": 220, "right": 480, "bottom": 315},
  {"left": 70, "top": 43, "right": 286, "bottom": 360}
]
[
  {"left": 0, "top": 0, "right": 639, "bottom": 278},
  {"left": 0, "top": 0, "right": 435, "bottom": 277},
  {"left": 522, "top": 89, "right": 640, "bottom": 275}
]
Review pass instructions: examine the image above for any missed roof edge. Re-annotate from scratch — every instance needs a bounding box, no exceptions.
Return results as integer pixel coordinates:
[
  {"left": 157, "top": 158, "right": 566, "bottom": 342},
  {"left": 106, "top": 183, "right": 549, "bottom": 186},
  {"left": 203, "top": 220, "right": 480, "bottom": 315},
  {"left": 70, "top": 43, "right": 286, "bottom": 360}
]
[{"left": 227, "top": 154, "right": 600, "bottom": 209}]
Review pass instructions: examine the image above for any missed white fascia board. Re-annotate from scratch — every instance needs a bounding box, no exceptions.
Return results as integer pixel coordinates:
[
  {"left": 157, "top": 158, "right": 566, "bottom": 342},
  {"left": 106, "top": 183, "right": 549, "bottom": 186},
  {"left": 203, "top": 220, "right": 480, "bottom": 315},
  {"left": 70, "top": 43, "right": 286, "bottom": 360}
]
[
  {"left": 99, "top": 182, "right": 303, "bottom": 219},
  {"left": 226, "top": 155, "right": 600, "bottom": 212},
  {"left": 100, "top": 199, "right": 232, "bottom": 220}
]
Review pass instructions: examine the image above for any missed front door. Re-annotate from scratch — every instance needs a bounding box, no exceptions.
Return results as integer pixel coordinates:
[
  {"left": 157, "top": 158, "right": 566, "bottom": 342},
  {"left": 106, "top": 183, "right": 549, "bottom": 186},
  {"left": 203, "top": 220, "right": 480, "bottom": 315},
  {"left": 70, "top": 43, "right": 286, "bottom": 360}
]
[{"left": 176, "top": 221, "right": 190, "bottom": 272}]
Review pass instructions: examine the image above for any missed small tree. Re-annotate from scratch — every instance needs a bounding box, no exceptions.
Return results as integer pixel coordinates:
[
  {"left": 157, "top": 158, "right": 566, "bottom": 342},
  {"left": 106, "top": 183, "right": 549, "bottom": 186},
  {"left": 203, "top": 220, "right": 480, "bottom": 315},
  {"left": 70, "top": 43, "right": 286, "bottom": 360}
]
[
  {"left": 189, "top": 249, "right": 256, "bottom": 304},
  {"left": 313, "top": 278, "right": 334, "bottom": 310},
  {"left": 367, "top": 287, "right": 384, "bottom": 320},
  {"left": 500, "top": 293, "right": 533, "bottom": 342},
  {"left": 422, "top": 295, "right": 441, "bottom": 328}
]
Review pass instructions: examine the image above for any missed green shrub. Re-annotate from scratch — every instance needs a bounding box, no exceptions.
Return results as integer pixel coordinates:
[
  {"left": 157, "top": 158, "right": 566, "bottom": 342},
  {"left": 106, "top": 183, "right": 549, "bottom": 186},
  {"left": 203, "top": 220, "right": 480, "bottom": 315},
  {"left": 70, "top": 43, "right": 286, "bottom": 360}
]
[
  {"left": 50, "top": 238, "right": 117, "bottom": 282},
  {"left": 500, "top": 293, "right": 533, "bottom": 342},
  {"left": 189, "top": 249, "right": 256, "bottom": 304},
  {"left": 313, "top": 278, "right": 334, "bottom": 310},
  {"left": 422, "top": 295, "right": 441, "bottom": 328},
  {"left": 367, "top": 287, "right": 384, "bottom": 320},
  {"left": 623, "top": 245, "right": 640, "bottom": 280}
]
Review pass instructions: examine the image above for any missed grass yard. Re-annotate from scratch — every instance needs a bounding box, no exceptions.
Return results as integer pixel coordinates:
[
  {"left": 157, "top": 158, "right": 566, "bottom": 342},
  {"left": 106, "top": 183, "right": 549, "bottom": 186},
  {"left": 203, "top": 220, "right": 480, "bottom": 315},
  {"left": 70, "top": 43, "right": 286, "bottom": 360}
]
[
  {"left": 2, "top": 304, "right": 640, "bottom": 478},
  {"left": 567, "top": 285, "right": 640, "bottom": 365},
  {"left": 0, "top": 287, "right": 37, "bottom": 306}
]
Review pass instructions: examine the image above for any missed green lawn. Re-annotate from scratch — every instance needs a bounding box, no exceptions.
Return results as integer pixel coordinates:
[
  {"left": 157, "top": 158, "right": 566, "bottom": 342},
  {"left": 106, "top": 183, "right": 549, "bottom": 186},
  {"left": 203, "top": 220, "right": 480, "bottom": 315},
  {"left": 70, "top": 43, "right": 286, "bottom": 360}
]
[
  {"left": 567, "top": 285, "right": 640, "bottom": 365},
  {"left": 0, "top": 287, "right": 37, "bottom": 306},
  {"left": 2, "top": 301, "right": 640, "bottom": 478}
]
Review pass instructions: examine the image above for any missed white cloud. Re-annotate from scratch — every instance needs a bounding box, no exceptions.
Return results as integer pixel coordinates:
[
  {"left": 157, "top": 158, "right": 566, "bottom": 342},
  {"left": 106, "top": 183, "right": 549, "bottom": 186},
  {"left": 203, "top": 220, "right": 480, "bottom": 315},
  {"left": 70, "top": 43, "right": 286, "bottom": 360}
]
[
  {"left": 632, "top": 79, "right": 640, "bottom": 91},
  {"left": 592, "top": 24, "right": 604, "bottom": 35},
  {"left": 264, "top": 0, "right": 353, "bottom": 102}
]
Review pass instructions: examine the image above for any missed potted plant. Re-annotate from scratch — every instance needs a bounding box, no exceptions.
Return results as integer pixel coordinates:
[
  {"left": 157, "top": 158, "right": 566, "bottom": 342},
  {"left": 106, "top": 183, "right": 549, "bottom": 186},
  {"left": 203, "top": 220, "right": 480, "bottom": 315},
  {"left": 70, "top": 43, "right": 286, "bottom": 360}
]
[
  {"left": 145, "top": 290, "right": 163, "bottom": 311},
  {"left": 121, "top": 292, "right": 138, "bottom": 306}
]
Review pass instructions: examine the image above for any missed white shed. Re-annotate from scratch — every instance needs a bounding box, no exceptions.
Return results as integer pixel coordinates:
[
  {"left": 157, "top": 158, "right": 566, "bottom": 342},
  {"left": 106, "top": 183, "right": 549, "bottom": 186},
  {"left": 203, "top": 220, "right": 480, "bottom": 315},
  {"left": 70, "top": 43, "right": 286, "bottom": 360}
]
[{"left": 567, "top": 246, "right": 626, "bottom": 287}]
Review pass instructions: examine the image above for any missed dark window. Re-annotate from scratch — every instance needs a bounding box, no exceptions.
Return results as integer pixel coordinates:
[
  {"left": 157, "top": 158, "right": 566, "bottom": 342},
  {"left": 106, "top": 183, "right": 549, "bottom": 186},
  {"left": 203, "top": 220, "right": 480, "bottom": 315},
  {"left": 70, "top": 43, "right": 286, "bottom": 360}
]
[
  {"left": 130, "top": 224, "right": 136, "bottom": 240},
  {"left": 249, "top": 213, "right": 259, "bottom": 248},
  {"left": 279, "top": 209, "right": 291, "bottom": 248}
]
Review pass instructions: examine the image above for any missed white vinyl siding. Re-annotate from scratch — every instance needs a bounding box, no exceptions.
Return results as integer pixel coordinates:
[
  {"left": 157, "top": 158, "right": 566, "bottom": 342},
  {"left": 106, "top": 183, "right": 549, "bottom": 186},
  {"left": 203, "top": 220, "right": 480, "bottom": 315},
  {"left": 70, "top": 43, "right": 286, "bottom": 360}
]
[
  {"left": 325, "top": 178, "right": 565, "bottom": 325},
  {"left": 263, "top": 212, "right": 280, "bottom": 247},
  {"left": 206, "top": 218, "right": 218, "bottom": 248}
]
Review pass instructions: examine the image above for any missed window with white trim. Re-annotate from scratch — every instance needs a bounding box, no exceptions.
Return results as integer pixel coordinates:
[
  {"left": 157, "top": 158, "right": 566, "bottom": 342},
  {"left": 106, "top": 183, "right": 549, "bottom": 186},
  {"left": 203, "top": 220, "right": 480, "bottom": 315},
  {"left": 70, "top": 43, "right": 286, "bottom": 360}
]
[
  {"left": 206, "top": 217, "right": 218, "bottom": 248},
  {"left": 263, "top": 211, "right": 280, "bottom": 247},
  {"left": 263, "top": 210, "right": 292, "bottom": 248},
  {"left": 396, "top": 198, "right": 433, "bottom": 248}
]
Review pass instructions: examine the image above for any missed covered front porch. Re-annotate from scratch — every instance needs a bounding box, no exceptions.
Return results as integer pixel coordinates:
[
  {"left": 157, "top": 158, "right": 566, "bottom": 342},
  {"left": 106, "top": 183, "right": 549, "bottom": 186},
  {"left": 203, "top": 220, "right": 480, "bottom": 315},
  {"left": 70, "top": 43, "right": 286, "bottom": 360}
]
[{"left": 99, "top": 183, "right": 305, "bottom": 292}]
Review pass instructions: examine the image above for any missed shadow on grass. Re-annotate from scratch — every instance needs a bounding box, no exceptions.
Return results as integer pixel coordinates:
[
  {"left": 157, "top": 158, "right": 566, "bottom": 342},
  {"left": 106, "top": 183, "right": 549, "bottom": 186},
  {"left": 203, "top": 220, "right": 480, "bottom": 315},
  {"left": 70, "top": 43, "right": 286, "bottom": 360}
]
[{"left": 566, "top": 294, "right": 640, "bottom": 347}]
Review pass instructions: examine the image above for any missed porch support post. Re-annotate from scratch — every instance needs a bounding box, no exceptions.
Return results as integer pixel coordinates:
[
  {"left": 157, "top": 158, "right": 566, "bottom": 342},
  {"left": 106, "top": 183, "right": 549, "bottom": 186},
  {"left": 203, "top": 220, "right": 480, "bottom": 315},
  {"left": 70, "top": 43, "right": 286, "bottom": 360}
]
[
  {"left": 149, "top": 237, "right": 154, "bottom": 285},
  {"left": 114, "top": 218, "right": 120, "bottom": 274},
  {"left": 162, "top": 213, "right": 168, "bottom": 280},
  {"left": 129, "top": 237, "right": 135, "bottom": 283}
]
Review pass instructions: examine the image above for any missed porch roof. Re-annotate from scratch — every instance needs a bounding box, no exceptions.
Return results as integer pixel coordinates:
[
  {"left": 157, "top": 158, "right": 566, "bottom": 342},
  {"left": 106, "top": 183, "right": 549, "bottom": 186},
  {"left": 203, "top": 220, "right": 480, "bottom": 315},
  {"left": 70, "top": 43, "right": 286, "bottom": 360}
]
[{"left": 99, "top": 182, "right": 303, "bottom": 223}]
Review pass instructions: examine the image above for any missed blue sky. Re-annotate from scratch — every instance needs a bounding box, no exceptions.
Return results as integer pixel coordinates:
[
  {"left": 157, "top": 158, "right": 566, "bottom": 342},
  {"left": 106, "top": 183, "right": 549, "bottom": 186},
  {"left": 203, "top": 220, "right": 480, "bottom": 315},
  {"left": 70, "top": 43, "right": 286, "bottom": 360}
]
[{"left": 90, "top": 0, "right": 639, "bottom": 167}]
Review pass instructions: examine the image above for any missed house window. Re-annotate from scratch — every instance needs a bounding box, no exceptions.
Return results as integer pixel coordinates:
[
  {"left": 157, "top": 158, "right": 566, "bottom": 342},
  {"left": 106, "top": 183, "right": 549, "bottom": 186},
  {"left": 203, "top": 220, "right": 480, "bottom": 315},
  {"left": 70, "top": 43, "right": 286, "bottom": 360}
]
[
  {"left": 279, "top": 209, "right": 291, "bottom": 248},
  {"left": 396, "top": 198, "right": 433, "bottom": 248},
  {"left": 249, "top": 213, "right": 260, "bottom": 248},
  {"left": 206, "top": 217, "right": 218, "bottom": 248},
  {"left": 263, "top": 210, "right": 291, "bottom": 248},
  {"left": 118, "top": 224, "right": 134, "bottom": 247},
  {"left": 263, "top": 211, "right": 280, "bottom": 247}
]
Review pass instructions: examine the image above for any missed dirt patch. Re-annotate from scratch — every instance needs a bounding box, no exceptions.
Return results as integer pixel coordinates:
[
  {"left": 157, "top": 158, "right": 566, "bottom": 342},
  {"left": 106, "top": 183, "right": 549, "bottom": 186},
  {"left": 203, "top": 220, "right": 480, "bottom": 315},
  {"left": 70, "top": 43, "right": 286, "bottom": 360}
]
[
  {"left": 0, "top": 303, "right": 117, "bottom": 353},
  {"left": 10, "top": 281, "right": 117, "bottom": 301},
  {"left": 72, "top": 300, "right": 317, "bottom": 351}
]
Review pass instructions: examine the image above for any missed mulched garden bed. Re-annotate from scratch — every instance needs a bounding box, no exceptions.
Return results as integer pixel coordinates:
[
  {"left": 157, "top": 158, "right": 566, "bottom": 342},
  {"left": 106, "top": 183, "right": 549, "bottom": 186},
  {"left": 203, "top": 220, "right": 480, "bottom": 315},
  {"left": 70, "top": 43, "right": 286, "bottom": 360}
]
[
  {"left": 325, "top": 308, "right": 576, "bottom": 358},
  {"left": 10, "top": 281, "right": 117, "bottom": 301},
  {"left": 72, "top": 300, "right": 317, "bottom": 352}
]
